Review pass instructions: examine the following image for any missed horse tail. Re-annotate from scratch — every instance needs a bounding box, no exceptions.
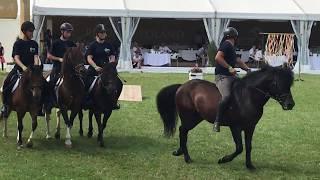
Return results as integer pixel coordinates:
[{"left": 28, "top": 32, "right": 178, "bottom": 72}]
[{"left": 156, "top": 84, "right": 181, "bottom": 137}]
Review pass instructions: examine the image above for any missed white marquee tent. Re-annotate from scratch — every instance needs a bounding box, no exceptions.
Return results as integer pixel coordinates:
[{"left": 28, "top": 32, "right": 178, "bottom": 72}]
[{"left": 32, "top": 0, "right": 320, "bottom": 71}]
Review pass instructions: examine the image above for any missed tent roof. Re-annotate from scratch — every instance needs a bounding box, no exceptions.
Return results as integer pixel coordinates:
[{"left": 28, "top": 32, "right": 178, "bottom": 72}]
[
  {"left": 33, "top": 0, "right": 127, "bottom": 17},
  {"left": 33, "top": 0, "right": 319, "bottom": 21},
  {"left": 125, "top": 0, "right": 215, "bottom": 18},
  {"left": 294, "top": 0, "right": 320, "bottom": 21},
  {"left": 212, "top": 0, "right": 305, "bottom": 20}
]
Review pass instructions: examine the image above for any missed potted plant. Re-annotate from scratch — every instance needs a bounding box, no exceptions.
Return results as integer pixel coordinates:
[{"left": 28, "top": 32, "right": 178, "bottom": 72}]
[{"left": 189, "top": 63, "right": 203, "bottom": 80}]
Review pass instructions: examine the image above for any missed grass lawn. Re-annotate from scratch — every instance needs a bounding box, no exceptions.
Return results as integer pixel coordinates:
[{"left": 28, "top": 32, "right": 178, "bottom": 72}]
[{"left": 0, "top": 72, "right": 319, "bottom": 179}]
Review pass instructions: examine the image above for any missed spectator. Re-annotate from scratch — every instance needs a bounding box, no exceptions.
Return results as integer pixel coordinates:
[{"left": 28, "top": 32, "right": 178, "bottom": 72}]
[
  {"left": 132, "top": 42, "right": 143, "bottom": 69},
  {"left": 0, "top": 42, "right": 5, "bottom": 71}
]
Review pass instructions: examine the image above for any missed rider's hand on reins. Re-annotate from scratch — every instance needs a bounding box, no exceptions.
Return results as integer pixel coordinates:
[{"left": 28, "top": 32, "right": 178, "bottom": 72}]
[
  {"left": 22, "top": 65, "right": 28, "bottom": 72},
  {"left": 228, "top": 66, "right": 237, "bottom": 76}
]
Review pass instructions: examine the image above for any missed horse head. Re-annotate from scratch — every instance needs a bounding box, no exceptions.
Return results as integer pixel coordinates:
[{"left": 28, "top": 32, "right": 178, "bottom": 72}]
[
  {"left": 62, "top": 47, "right": 86, "bottom": 77},
  {"left": 23, "top": 65, "right": 44, "bottom": 103},
  {"left": 100, "top": 62, "right": 119, "bottom": 100}
]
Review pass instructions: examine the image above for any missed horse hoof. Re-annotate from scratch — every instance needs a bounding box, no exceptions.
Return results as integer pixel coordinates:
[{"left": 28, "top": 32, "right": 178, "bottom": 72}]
[
  {"left": 185, "top": 158, "right": 193, "bottom": 164},
  {"left": 26, "top": 141, "right": 33, "bottom": 148},
  {"left": 16, "top": 143, "right": 24, "bottom": 150},
  {"left": 46, "top": 135, "right": 52, "bottom": 139},
  {"left": 172, "top": 150, "right": 183, "bottom": 156},
  {"left": 3, "top": 134, "right": 8, "bottom": 139},
  {"left": 87, "top": 132, "right": 93, "bottom": 138},
  {"left": 79, "top": 130, "right": 83, "bottom": 137},
  {"left": 99, "top": 141, "right": 105, "bottom": 148},
  {"left": 246, "top": 164, "right": 256, "bottom": 170},
  {"left": 55, "top": 133, "right": 60, "bottom": 139},
  {"left": 65, "top": 141, "right": 72, "bottom": 148}
]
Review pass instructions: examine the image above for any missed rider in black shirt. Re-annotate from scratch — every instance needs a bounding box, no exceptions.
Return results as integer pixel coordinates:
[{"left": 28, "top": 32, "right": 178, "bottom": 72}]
[
  {"left": 0, "top": 21, "right": 40, "bottom": 117},
  {"left": 86, "top": 24, "right": 116, "bottom": 76},
  {"left": 46, "top": 23, "right": 76, "bottom": 108},
  {"left": 86, "top": 24, "right": 119, "bottom": 109},
  {"left": 213, "top": 27, "right": 251, "bottom": 132},
  {"left": 48, "top": 22, "right": 76, "bottom": 84}
]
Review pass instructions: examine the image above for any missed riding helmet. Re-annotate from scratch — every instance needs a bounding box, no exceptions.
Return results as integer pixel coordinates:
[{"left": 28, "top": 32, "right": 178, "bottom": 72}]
[
  {"left": 95, "top": 24, "right": 106, "bottom": 34},
  {"left": 60, "top": 22, "right": 74, "bottom": 32},
  {"left": 223, "top": 27, "right": 239, "bottom": 39}
]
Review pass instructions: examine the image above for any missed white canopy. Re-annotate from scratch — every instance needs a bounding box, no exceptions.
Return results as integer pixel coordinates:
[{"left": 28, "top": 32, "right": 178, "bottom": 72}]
[
  {"left": 125, "top": 0, "right": 215, "bottom": 18},
  {"left": 33, "top": 0, "right": 127, "bottom": 17},
  {"left": 213, "top": 0, "right": 305, "bottom": 20},
  {"left": 33, "top": 0, "right": 320, "bottom": 21},
  {"left": 293, "top": 0, "right": 320, "bottom": 21}
]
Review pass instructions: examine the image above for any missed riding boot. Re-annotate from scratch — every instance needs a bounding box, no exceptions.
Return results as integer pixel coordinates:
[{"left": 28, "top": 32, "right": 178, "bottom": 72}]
[{"left": 213, "top": 96, "right": 231, "bottom": 132}]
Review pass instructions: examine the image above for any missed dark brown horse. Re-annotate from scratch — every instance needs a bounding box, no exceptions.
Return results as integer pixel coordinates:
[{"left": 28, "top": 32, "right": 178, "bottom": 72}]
[
  {"left": 82, "top": 63, "right": 123, "bottom": 147},
  {"left": 45, "top": 47, "right": 86, "bottom": 147},
  {"left": 1, "top": 65, "right": 45, "bottom": 148},
  {"left": 156, "top": 65, "right": 295, "bottom": 169}
]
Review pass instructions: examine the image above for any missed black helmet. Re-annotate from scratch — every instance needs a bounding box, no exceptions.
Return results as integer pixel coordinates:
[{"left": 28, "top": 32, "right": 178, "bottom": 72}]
[
  {"left": 95, "top": 24, "right": 106, "bottom": 34},
  {"left": 60, "top": 22, "right": 73, "bottom": 32},
  {"left": 21, "top": 21, "right": 35, "bottom": 32},
  {"left": 223, "top": 27, "right": 238, "bottom": 39}
]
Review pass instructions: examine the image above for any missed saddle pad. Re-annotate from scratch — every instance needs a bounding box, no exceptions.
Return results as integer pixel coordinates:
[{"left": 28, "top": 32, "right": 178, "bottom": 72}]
[
  {"left": 11, "top": 77, "right": 21, "bottom": 93},
  {"left": 88, "top": 76, "right": 98, "bottom": 94}
]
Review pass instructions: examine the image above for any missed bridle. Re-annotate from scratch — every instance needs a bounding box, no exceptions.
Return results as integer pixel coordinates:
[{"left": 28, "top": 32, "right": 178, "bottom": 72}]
[{"left": 253, "top": 80, "right": 291, "bottom": 104}]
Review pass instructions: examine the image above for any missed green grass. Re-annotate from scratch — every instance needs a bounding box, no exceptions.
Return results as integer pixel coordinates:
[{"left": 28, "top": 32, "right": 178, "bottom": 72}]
[{"left": 0, "top": 72, "right": 319, "bottom": 179}]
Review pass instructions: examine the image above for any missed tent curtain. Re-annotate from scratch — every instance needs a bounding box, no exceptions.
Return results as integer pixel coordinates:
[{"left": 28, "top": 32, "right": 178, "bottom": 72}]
[
  {"left": 203, "top": 18, "right": 230, "bottom": 47},
  {"left": 109, "top": 17, "right": 140, "bottom": 69},
  {"left": 291, "top": 20, "right": 313, "bottom": 67},
  {"left": 33, "top": 15, "right": 46, "bottom": 43}
]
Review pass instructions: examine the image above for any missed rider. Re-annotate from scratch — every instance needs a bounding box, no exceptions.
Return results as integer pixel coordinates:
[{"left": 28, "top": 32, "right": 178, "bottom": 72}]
[
  {"left": 86, "top": 24, "right": 119, "bottom": 109},
  {"left": 47, "top": 22, "right": 76, "bottom": 106},
  {"left": 213, "top": 27, "right": 251, "bottom": 132},
  {"left": 0, "top": 21, "right": 40, "bottom": 117}
]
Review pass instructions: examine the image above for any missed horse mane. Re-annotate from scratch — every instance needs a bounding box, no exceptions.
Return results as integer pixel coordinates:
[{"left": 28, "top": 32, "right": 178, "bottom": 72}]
[
  {"left": 20, "top": 65, "right": 43, "bottom": 85},
  {"left": 238, "top": 65, "right": 294, "bottom": 88}
]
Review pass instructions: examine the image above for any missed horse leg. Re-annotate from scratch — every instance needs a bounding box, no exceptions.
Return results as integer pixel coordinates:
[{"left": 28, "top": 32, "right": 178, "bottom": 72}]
[
  {"left": 16, "top": 111, "right": 26, "bottom": 148},
  {"left": 2, "top": 109, "right": 11, "bottom": 138},
  {"left": 218, "top": 126, "right": 243, "bottom": 164},
  {"left": 60, "top": 108, "right": 72, "bottom": 148},
  {"left": 78, "top": 110, "right": 84, "bottom": 136},
  {"left": 87, "top": 110, "right": 94, "bottom": 138},
  {"left": 45, "top": 112, "right": 52, "bottom": 139},
  {"left": 99, "top": 110, "right": 112, "bottom": 147},
  {"left": 244, "top": 127, "right": 256, "bottom": 170},
  {"left": 93, "top": 112, "right": 103, "bottom": 147},
  {"left": 26, "top": 113, "right": 38, "bottom": 148},
  {"left": 54, "top": 108, "right": 61, "bottom": 139},
  {"left": 2, "top": 117, "right": 8, "bottom": 138}
]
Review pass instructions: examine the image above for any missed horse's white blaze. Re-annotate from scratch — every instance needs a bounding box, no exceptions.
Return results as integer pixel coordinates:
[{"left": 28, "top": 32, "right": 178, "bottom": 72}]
[{"left": 3, "top": 118, "right": 8, "bottom": 137}]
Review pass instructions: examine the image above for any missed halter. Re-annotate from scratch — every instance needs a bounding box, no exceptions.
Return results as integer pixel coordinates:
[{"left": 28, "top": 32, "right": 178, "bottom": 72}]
[{"left": 253, "top": 87, "right": 291, "bottom": 104}]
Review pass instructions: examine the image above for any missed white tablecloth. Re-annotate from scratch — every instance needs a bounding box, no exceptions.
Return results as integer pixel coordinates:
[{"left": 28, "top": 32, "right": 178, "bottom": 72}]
[
  {"left": 143, "top": 53, "right": 171, "bottom": 66},
  {"left": 310, "top": 55, "right": 320, "bottom": 70},
  {"left": 265, "top": 55, "right": 288, "bottom": 67},
  {"left": 178, "top": 50, "right": 198, "bottom": 61},
  {"left": 236, "top": 51, "right": 250, "bottom": 62}
]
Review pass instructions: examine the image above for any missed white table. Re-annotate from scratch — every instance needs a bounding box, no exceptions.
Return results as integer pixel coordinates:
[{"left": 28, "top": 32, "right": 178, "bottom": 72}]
[
  {"left": 143, "top": 53, "right": 171, "bottom": 66},
  {"left": 236, "top": 51, "right": 250, "bottom": 62},
  {"left": 265, "top": 55, "right": 288, "bottom": 67},
  {"left": 178, "top": 50, "right": 198, "bottom": 61},
  {"left": 310, "top": 55, "right": 320, "bottom": 70}
]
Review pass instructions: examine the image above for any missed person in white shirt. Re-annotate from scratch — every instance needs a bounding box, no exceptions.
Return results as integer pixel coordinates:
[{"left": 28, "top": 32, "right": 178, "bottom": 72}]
[
  {"left": 249, "top": 45, "right": 256, "bottom": 62},
  {"left": 159, "top": 43, "right": 172, "bottom": 53},
  {"left": 197, "top": 43, "right": 209, "bottom": 67},
  {"left": 132, "top": 42, "right": 143, "bottom": 69}
]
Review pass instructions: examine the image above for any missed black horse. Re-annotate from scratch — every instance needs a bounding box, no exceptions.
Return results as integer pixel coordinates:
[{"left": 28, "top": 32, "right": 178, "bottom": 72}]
[
  {"left": 156, "top": 64, "right": 295, "bottom": 169},
  {"left": 81, "top": 63, "right": 123, "bottom": 147}
]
